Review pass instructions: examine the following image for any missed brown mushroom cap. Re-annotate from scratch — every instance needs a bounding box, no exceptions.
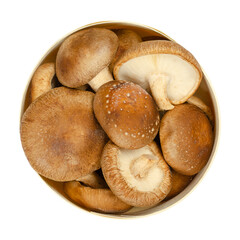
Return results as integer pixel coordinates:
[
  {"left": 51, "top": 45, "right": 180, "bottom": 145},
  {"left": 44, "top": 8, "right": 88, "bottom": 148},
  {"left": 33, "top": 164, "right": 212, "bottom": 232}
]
[
  {"left": 56, "top": 28, "right": 119, "bottom": 88},
  {"left": 93, "top": 80, "right": 160, "bottom": 149},
  {"left": 101, "top": 141, "right": 172, "bottom": 207},
  {"left": 20, "top": 87, "right": 108, "bottom": 181},
  {"left": 63, "top": 181, "right": 132, "bottom": 213},
  {"left": 160, "top": 103, "right": 213, "bottom": 176},
  {"left": 31, "top": 62, "right": 55, "bottom": 102},
  {"left": 165, "top": 170, "right": 193, "bottom": 200},
  {"left": 113, "top": 40, "right": 202, "bottom": 110}
]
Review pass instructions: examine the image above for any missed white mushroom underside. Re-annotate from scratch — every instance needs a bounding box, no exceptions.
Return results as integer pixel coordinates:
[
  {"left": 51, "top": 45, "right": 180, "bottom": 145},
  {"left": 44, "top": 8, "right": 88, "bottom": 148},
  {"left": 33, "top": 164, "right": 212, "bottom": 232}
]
[
  {"left": 117, "top": 146, "right": 164, "bottom": 192},
  {"left": 118, "top": 54, "right": 199, "bottom": 103},
  {"left": 88, "top": 67, "right": 113, "bottom": 92}
]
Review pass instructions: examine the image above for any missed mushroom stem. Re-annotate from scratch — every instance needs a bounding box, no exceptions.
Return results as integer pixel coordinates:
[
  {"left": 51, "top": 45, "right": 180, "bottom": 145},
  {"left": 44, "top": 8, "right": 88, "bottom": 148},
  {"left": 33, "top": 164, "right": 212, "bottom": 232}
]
[
  {"left": 88, "top": 67, "right": 113, "bottom": 92},
  {"left": 130, "top": 154, "right": 158, "bottom": 179},
  {"left": 148, "top": 73, "right": 174, "bottom": 111}
]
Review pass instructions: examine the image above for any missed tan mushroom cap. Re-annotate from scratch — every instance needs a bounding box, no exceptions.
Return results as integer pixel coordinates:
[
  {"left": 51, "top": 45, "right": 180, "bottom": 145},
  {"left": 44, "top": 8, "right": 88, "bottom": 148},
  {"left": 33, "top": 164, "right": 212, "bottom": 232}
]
[
  {"left": 160, "top": 103, "right": 213, "bottom": 176},
  {"left": 31, "top": 62, "right": 55, "bottom": 102},
  {"left": 63, "top": 181, "right": 132, "bottom": 213},
  {"left": 93, "top": 80, "right": 160, "bottom": 149},
  {"left": 101, "top": 141, "right": 172, "bottom": 207},
  {"left": 56, "top": 28, "right": 119, "bottom": 89},
  {"left": 113, "top": 40, "right": 202, "bottom": 110},
  {"left": 20, "top": 87, "right": 108, "bottom": 181},
  {"left": 165, "top": 170, "right": 193, "bottom": 200}
]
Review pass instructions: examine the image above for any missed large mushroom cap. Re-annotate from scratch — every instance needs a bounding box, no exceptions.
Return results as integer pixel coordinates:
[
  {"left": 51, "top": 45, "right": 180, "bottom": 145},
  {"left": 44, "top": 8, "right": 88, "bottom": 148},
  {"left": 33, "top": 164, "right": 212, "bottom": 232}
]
[
  {"left": 160, "top": 103, "right": 213, "bottom": 176},
  {"left": 56, "top": 28, "right": 119, "bottom": 88},
  {"left": 20, "top": 87, "right": 108, "bottom": 181},
  {"left": 101, "top": 141, "right": 172, "bottom": 207},
  {"left": 93, "top": 80, "right": 160, "bottom": 149},
  {"left": 114, "top": 40, "right": 202, "bottom": 110}
]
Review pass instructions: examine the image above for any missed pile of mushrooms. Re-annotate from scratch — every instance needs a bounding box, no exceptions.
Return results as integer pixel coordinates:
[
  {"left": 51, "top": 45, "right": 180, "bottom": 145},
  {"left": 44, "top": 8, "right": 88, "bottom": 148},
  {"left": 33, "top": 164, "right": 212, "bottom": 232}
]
[{"left": 20, "top": 26, "right": 214, "bottom": 214}]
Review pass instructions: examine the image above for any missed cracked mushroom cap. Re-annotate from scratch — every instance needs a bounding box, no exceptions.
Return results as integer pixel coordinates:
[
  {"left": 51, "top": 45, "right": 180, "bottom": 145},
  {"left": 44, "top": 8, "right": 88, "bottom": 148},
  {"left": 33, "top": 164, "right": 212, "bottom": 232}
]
[
  {"left": 113, "top": 40, "right": 202, "bottom": 110},
  {"left": 101, "top": 141, "right": 172, "bottom": 207},
  {"left": 93, "top": 80, "right": 160, "bottom": 149},
  {"left": 160, "top": 103, "right": 213, "bottom": 176},
  {"left": 56, "top": 28, "right": 118, "bottom": 89},
  {"left": 63, "top": 181, "right": 132, "bottom": 213},
  {"left": 20, "top": 87, "right": 108, "bottom": 181}
]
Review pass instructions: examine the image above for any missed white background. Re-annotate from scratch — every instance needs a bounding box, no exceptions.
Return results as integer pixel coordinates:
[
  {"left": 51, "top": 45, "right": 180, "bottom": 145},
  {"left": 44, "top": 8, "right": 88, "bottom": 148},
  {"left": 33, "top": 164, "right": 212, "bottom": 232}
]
[{"left": 1, "top": 0, "right": 239, "bottom": 239}]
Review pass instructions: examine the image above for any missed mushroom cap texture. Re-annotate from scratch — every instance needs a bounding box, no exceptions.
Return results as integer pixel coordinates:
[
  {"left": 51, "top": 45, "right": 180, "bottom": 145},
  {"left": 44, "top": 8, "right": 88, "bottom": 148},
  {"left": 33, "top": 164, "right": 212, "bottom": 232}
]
[
  {"left": 20, "top": 87, "right": 108, "bottom": 181},
  {"left": 160, "top": 103, "right": 214, "bottom": 176},
  {"left": 56, "top": 28, "right": 119, "bottom": 88},
  {"left": 63, "top": 181, "right": 132, "bottom": 213},
  {"left": 93, "top": 80, "right": 160, "bottom": 149},
  {"left": 113, "top": 40, "right": 202, "bottom": 104},
  {"left": 31, "top": 62, "right": 55, "bottom": 102},
  {"left": 101, "top": 141, "right": 172, "bottom": 207}
]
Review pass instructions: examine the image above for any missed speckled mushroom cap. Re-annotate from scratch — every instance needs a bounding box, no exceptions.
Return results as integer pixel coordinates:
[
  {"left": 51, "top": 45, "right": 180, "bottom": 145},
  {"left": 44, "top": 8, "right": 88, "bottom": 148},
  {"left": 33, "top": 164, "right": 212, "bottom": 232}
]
[
  {"left": 63, "top": 181, "right": 132, "bottom": 213},
  {"left": 113, "top": 40, "right": 202, "bottom": 110},
  {"left": 56, "top": 28, "right": 119, "bottom": 88},
  {"left": 93, "top": 80, "right": 160, "bottom": 149},
  {"left": 160, "top": 103, "right": 213, "bottom": 176},
  {"left": 101, "top": 141, "right": 172, "bottom": 207},
  {"left": 20, "top": 87, "right": 108, "bottom": 181}
]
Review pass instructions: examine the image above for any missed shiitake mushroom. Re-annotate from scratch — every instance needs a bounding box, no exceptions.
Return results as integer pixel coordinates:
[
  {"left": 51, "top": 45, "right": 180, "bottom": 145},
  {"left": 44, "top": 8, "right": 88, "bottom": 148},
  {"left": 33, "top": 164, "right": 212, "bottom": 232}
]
[
  {"left": 160, "top": 103, "right": 213, "bottom": 176},
  {"left": 21, "top": 26, "right": 214, "bottom": 214},
  {"left": 21, "top": 87, "right": 108, "bottom": 181},
  {"left": 101, "top": 141, "right": 172, "bottom": 207},
  {"left": 93, "top": 80, "right": 160, "bottom": 149}
]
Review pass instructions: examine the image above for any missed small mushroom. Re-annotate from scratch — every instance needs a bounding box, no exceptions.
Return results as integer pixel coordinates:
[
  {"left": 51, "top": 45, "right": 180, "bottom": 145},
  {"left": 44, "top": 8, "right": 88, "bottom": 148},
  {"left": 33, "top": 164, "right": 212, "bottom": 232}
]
[
  {"left": 160, "top": 103, "right": 213, "bottom": 176},
  {"left": 93, "top": 80, "right": 160, "bottom": 149},
  {"left": 187, "top": 95, "right": 214, "bottom": 123},
  {"left": 109, "top": 29, "right": 142, "bottom": 72},
  {"left": 20, "top": 87, "right": 108, "bottom": 181},
  {"left": 165, "top": 170, "right": 193, "bottom": 200},
  {"left": 113, "top": 40, "right": 202, "bottom": 110},
  {"left": 56, "top": 28, "right": 119, "bottom": 91},
  {"left": 101, "top": 141, "right": 172, "bottom": 207},
  {"left": 31, "top": 62, "right": 55, "bottom": 102},
  {"left": 63, "top": 181, "right": 132, "bottom": 213}
]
